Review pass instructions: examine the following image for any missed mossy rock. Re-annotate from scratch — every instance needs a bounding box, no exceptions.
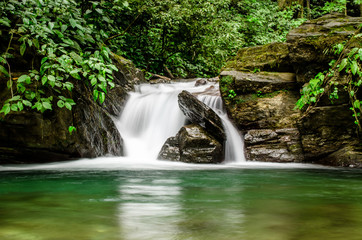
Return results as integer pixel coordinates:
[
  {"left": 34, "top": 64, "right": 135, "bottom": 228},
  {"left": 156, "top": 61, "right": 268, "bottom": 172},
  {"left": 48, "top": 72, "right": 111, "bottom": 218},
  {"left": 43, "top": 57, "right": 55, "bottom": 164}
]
[{"left": 223, "top": 42, "right": 292, "bottom": 72}]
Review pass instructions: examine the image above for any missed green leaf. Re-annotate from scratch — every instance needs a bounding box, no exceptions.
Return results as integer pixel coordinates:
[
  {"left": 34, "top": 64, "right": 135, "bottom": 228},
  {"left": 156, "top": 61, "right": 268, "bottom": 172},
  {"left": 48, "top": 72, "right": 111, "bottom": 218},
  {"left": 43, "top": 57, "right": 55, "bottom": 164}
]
[
  {"left": 99, "top": 91, "right": 105, "bottom": 104},
  {"left": 339, "top": 58, "right": 348, "bottom": 72},
  {"left": 70, "top": 70, "right": 81, "bottom": 80},
  {"left": 48, "top": 22, "right": 55, "bottom": 30},
  {"left": 47, "top": 75, "right": 55, "bottom": 87},
  {"left": 0, "top": 57, "right": 6, "bottom": 64},
  {"left": 93, "top": 89, "right": 99, "bottom": 101},
  {"left": 64, "top": 102, "right": 72, "bottom": 110},
  {"left": 33, "top": 102, "right": 42, "bottom": 111},
  {"left": 69, "top": 18, "right": 77, "bottom": 28},
  {"left": 17, "top": 75, "right": 30, "bottom": 83},
  {"left": 17, "top": 101, "right": 24, "bottom": 111},
  {"left": 54, "top": 30, "right": 64, "bottom": 39},
  {"left": 0, "top": 65, "right": 9, "bottom": 77},
  {"left": 69, "top": 52, "right": 82, "bottom": 64},
  {"left": 354, "top": 100, "right": 361, "bottom": 109},
  {"left": 0, "top": 103, "right": 11, "bottom": 115},
  {"left": 22, "top": 100, "right": 32, "bottom": 107},
  {"left": 0, "top": 18, "right": 11, "bottom": 27},
  {"left": 41, "top": 57, "right": 48, "bottom": 65},
  {"left": 98, "top": 75, "right": 106, "bottom": 82},
  {"left": 42, "top": 102, "right": 52, "bottom": 110},
  {"left": 91, "top": 78, "right": 97, "bottom": 86},
  {"left": 20, "top": 42, "right": 26, "bottom": 56},
  {"left": 351, "top": 61, "right": 359, "bottom": 75},
  {"left": 23, "top": 18, "right": 29, "bottom": 25},
  {"left": 33, "top": 38, "right": 40, "bottom": 49},
  {"left": 57, "top": 100, "right": 65, "bottom": 108},
  {"left": 7, "top": 80, "right": 12, "bottom": 89},
  {"left": 61, "top": 24, "right": 68, "bottom": 33},
  {"left": 42, "top": 75, "right": 48, "bottom": 85},
  {"left": 350, "top": 90, "right": 355, "bottom": 97},
  {"left": 10, "top": 104, "right": 18, "bottom": 112},
  {"left": 68, "top": 126, "right": 76, "bottom": 135}
]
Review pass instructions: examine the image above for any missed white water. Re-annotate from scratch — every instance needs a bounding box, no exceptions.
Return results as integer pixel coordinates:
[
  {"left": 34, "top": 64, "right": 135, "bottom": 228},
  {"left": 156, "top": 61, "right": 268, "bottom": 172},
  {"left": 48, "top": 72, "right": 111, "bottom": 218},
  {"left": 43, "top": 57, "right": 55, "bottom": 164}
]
[
  {"left": 116, "top": 80, "right": 245, "bottom": 162},
  {"left": 0, "top": 80, "right": 330, "bottom": 171},
  {"left": 198, "top": 95, "right": 245, "bottom": 162}
]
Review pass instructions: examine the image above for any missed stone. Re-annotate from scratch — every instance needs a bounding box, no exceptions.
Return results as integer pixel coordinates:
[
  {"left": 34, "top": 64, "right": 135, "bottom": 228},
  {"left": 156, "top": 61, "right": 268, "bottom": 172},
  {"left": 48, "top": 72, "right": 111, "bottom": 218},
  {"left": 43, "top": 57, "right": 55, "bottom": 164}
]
[
  {"left": 178, "top": 90, "right": 225, "bottom": 142},
  {"left": 287, "top": 13, "right": 362, "bottom": 84},
  {"left": 195, "top": 79, "right": 207, "bottom": 86},
  {"left": 158, "top": 124, "right": 224, "bottom": 163},
  {"left": 157, "top": 137, "right": 181, "bottom": 162},
  {"left": 220, "top": 71, "right": 297, "bottom": 95},
  {"left": 297, "top": 104, "right": 356, "bottom": 160},
  {"left": 244, "top": 128, "right": 303, "bottom": 162},
  {"left": 223, "top": 42, "right": 292, "bottom": 72}
]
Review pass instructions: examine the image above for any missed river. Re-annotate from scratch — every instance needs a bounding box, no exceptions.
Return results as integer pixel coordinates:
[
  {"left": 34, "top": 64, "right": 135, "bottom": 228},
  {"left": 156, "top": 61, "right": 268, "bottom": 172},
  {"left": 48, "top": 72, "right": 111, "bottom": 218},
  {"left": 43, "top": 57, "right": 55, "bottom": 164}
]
[{"left": 1, "top": 81, "right": 362, "bottom": 240}]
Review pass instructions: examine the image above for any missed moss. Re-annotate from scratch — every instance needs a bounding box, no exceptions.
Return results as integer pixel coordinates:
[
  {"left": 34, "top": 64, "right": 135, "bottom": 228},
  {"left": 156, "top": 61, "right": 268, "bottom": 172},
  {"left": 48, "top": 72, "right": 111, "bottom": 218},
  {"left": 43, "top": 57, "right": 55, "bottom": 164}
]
[{"left": 223, "top": 42, "right": 290, "bottom": 72}]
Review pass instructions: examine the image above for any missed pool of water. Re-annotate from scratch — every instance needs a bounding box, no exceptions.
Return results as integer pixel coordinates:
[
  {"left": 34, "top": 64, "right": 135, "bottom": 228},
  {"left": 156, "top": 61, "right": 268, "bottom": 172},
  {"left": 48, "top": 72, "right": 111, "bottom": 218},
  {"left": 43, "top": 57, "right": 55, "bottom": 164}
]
[{"left": 1, "top": 159, "right": 362, "bottom": 240}]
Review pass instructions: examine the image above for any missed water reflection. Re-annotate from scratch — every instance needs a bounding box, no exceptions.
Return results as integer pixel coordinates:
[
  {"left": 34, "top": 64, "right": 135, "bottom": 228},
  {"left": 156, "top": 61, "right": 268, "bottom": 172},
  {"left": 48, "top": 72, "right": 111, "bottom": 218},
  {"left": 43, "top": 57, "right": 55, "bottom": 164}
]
[{"left": 118, "top": 178, "right": 182, "bottom": 240}]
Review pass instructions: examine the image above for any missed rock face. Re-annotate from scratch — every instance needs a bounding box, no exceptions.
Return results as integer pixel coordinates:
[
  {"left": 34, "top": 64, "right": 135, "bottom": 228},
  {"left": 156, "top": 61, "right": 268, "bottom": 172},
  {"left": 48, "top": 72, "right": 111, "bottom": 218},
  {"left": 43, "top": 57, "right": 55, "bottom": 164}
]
[
  {"left": 220, "top": 13, "right": 362, "bottom": 166},
  {"left": 178, "top": 90, "right": 226, "bottom": 142},
  {"left": 0, "top": 54, "right": 144, "bottom": 164},
  {"left": 287, "top": 13, "right": 362, "bottom": 84},
  {"left": 158, "top": 91, "right": 226, "bottom": 164},
  {"left": 158, "top": 124, "right": 223, "bottom": 164}
]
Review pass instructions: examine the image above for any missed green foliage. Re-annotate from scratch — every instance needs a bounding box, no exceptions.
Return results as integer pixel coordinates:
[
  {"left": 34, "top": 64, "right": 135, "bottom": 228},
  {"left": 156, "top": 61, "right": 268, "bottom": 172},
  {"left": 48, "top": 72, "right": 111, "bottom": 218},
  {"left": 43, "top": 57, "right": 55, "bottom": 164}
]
[
  {"left": 0, "top": 0, "right": 118, "bottom": 121},
  {"left": 68, "top": 125, "right": 76, "bottom": 135},
  {"left": 112, "top": 0, "right": 306, "bottom": 78},
  {"left": 295, "top": 32, "right": 362, "bottom": 132},
  {"left": 228, "top": 89, "right": 237, "bottom": 99}
]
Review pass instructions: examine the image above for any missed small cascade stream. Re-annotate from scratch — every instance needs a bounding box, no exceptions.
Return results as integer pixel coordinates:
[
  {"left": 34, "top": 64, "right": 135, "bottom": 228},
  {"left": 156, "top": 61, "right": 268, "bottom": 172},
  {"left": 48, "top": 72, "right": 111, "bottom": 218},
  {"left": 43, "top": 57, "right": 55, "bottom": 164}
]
[{"left": 116, "top": 80, "right": 246, "bottom": 163}]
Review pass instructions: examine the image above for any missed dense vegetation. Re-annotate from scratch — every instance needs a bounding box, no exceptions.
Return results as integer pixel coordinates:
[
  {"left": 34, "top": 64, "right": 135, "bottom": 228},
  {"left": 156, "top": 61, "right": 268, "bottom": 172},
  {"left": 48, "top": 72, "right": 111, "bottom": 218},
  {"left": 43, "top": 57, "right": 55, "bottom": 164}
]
[{"left": 0, "top": 0, "right": 361, "bottom": 123}]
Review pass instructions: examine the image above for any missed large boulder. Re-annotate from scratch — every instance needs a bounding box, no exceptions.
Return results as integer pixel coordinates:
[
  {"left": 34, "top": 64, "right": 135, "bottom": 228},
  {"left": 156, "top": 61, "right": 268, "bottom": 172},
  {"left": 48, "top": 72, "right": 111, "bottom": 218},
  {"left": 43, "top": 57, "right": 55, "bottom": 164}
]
[
  {"left": 158, "top": 124, "right": 223, "bottom": 164},
  {"left": 178, "top": 90, "right": 225, "bottom": 142}
]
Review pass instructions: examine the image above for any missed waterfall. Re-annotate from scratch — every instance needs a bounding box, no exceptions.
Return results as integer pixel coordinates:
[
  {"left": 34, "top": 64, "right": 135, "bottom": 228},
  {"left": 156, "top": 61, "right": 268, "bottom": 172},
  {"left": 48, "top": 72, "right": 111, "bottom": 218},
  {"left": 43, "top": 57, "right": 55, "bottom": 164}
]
[
  {"left": 116, "top": 81, "right": 245, "bottom": 163},
  {"left": 197, "top": 95, "right": 246, "bottom": 162}
]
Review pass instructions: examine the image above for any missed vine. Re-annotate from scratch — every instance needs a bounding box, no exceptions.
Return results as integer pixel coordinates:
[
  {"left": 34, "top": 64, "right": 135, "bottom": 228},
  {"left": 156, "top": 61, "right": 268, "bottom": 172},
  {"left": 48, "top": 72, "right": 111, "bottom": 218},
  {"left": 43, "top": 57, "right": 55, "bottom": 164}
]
[{"left": 295, "top": 25, "right": 362, "bottom": 132}]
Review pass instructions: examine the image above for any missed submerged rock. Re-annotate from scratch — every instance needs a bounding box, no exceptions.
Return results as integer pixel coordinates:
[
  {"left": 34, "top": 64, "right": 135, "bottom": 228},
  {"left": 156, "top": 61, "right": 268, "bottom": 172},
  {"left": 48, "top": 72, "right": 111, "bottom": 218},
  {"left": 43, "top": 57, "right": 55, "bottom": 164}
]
[{"left": 158, "top": 124, "right": 223, "bottom": 164}]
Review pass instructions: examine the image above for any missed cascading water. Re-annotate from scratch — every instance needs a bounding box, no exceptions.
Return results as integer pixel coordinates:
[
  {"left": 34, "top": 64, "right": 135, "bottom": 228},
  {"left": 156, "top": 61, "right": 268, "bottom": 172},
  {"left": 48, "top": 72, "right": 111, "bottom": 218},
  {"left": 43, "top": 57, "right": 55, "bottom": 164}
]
[
  {"left": 197, "top": 94, "right": 245, "bottom": 162},
  {"left": 116, "top": 80, "right": 245, "bottom": 163}
]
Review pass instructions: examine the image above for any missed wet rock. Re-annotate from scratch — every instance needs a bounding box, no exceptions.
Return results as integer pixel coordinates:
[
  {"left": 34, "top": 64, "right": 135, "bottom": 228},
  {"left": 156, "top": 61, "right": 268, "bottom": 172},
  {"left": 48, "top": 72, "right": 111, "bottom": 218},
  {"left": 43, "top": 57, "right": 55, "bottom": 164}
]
[
  {"left": 195, "top": 79, "right": 207, "bottom": 86},
  {"left": 298, "top": 105, "right": 356, "bottom": 160},
  {"left": 178, "top": 90, "right": 225, "bottom": 142},
  {"left": 245, "top": 128, "right": 303, "bottom": 162},
  {"left": 158, "top": 124, "right": 223, "bottom": 164},
  {"left": 319, "top": 145, "right": 362, "bottom": 168},
  {"left": 157, "top": 137, "right": 181, "bottom": 162}
]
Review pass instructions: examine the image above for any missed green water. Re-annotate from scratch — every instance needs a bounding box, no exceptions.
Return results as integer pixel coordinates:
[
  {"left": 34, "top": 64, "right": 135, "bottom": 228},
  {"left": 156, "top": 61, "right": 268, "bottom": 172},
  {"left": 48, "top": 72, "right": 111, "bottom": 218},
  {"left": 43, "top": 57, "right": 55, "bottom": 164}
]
[{"left": 1, "top": 167, "right": 362, "bottom": 240}]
